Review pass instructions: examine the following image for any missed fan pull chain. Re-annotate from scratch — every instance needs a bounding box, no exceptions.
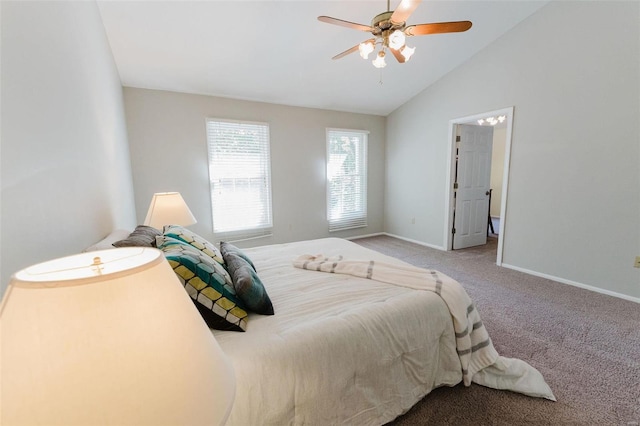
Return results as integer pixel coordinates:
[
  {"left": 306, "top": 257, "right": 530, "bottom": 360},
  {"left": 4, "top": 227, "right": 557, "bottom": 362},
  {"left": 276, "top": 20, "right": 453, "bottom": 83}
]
[{"left": 379, "top": 68, "right": 384, "bottom": 85}]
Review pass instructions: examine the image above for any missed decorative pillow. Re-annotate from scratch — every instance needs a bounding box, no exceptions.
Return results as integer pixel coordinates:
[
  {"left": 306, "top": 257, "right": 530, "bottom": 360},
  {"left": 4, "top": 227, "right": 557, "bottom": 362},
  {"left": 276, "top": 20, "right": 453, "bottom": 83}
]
[
  {"left": 155, "top": 234, "right": 205, "bottom": 254},
  {"left": 223, "top": 251, "right": 274, "bottom": 315},
  {"left": 163, "top": 225, "right": 224, "bottom": 266},
  {"left": 220, "top": 241, "right": 256, "bottom": 271},
  {"left": 112, "top": 225, "right": 162, "bottom": 248},
  {"left": 160, "top": 243, "right": 248, "bottom": 332}
]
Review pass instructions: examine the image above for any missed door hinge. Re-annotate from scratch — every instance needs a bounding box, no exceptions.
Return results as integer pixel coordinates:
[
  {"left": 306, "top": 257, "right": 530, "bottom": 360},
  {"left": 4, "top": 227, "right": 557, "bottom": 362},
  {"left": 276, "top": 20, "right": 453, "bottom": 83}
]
[
  {"left": 453, "top": 182, "right": 458, "bottom": 189},
  {"left": 452, "top": 227, "right": 456, "bottom": 234},
  {"left": 456, "top": 136, "right": 461, "bottom": 142}
]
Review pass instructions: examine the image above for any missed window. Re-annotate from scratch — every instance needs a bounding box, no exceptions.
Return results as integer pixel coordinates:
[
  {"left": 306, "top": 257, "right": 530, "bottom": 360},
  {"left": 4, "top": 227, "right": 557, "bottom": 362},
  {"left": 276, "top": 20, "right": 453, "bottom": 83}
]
[
  {"left": 206, "top": 119, "right": 272, "bottom": 240},
  {"left": 326, "top": 128, "right": 368, "bottom": 232}
]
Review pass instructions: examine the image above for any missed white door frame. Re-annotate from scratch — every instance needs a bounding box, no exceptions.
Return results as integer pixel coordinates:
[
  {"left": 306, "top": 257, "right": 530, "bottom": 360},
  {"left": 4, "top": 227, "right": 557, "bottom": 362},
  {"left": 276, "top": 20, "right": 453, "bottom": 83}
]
[{"left": 444, "top": 106, "right": 514, "bottom": 265}]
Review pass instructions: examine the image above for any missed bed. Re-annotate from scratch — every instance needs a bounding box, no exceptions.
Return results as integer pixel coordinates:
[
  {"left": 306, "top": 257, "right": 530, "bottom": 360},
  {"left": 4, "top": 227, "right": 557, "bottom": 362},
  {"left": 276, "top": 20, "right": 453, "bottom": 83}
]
[
  {"left": 88, "top": 228, "right": 552, "bottom": 424},
  {"left": 211, "top": 237, "right": 554, "bottom": 425}
]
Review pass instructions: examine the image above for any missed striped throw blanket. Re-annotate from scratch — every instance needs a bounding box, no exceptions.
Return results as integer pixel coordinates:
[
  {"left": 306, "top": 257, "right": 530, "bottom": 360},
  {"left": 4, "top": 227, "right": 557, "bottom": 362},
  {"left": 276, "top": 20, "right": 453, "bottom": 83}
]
[{"left": 293, "top": 254, "right": 555, "bottom": 400}]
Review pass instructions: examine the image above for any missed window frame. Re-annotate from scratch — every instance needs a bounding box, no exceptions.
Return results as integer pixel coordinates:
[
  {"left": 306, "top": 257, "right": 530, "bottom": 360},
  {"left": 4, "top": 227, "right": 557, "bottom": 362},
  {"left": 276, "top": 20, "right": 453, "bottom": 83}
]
[
  {"left": 326, "top": 128, "right": 369, "bottom": 232},
  {"left": 205, "top": 118, "right": 273, "bottom": 242}
]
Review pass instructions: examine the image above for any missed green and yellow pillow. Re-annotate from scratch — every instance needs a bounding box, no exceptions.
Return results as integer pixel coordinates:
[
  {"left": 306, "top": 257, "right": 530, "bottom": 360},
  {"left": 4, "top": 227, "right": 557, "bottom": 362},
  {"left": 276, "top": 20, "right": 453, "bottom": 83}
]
[
  {"left": 163, "top": 225, "right": 224, "bottom": 265},
  {"left": 158, "top": 237, "right": 248, "bottom": 332}
]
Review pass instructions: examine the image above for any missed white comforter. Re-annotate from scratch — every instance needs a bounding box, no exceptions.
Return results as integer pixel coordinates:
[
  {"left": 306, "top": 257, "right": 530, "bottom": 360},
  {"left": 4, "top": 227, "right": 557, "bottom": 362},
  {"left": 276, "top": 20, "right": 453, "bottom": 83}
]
[
  {"left": 293, "top": 253, "right": 555, "bottom": 400},
  {"left": 212, "top": 238, "right": 550, "bottom": 425}
]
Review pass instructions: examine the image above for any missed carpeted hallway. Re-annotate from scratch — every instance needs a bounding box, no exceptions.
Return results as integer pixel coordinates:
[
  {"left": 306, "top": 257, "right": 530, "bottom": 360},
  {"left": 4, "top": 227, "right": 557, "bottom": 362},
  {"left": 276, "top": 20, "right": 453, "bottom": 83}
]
[{"left": 353, "top": 235, "right": 640, "bottom": 425}]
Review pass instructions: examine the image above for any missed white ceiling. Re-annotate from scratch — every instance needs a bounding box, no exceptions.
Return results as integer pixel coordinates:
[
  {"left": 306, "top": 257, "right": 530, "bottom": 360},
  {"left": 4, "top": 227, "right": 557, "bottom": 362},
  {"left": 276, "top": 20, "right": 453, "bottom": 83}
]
[{"left": 97, "top": 1, "right": 548, "bottom": 116}]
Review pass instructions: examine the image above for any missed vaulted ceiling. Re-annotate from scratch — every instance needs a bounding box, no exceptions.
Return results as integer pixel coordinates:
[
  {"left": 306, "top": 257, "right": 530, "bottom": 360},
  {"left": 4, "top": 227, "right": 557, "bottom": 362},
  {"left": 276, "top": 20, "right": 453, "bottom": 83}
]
[{"left": 97, "top": 1, "right": 548, "bottom": 116}]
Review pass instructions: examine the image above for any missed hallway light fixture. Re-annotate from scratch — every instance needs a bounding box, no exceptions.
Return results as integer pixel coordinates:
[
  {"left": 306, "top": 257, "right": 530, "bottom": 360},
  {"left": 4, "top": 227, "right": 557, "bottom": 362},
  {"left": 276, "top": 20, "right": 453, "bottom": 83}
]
[{"left": 477, "top": 115, "right": 506, "bottom": 126}]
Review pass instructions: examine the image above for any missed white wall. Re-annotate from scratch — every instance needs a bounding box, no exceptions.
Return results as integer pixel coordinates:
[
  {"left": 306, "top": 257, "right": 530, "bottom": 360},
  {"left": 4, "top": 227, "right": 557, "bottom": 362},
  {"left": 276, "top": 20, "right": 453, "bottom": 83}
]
[
  {"left": 386, "top": 1, "right": 640, "bottom": 299},
  {"left": 0, "top": 1, "right": 136, "bottom": 296},
  {"left": 123, "top": 88, "right": 385, "bottom": 247}
]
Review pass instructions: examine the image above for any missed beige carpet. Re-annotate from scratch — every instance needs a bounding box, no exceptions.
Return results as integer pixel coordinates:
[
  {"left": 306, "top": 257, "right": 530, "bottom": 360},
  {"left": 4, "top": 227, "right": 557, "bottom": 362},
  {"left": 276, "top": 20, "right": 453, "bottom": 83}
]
[{"left": 353, "top": 235, "right": 640, "bottom": 426}]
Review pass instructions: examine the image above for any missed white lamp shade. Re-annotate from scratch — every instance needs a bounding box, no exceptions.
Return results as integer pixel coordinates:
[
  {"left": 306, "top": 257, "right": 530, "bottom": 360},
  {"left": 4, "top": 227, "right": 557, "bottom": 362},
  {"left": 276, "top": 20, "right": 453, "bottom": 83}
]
[
  {"left": 0, "top": 248, "right": 235, "bottom": 426},
  {"left": 144, "top": 192, "right": 197, "bottom": 229}
]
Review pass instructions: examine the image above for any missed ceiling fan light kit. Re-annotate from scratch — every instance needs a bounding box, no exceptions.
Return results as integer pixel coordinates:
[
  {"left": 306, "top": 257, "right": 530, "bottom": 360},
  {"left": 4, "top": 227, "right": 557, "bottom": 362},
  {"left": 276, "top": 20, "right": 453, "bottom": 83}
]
[
  {"left": 319, "top": 0, "right": 472, "bottom": 69},
  {"left": 388, "top": 30, "right": 406, "bottom": 50},
  {"left": 359, "top": 40, "right": 375, "bottom": 59},
  {"left": 400, "top": 45, "right": 415, "bottom": 61},
  {"left": 373, "top": 50, "right": 387, "bottom": 68}
]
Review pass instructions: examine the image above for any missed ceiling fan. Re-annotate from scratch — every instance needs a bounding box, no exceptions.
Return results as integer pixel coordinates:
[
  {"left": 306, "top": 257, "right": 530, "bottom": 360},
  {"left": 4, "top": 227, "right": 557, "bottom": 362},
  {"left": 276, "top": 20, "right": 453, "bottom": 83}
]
[{"left": 318, "top": 0, "right": 472, "bottom": 68}]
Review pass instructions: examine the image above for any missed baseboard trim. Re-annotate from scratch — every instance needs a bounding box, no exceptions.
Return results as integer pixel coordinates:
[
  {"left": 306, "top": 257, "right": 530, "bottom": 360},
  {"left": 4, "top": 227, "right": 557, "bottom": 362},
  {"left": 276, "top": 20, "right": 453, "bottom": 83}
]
[
  {"left": 348, "top": 234, "right": 638, "bottom": 304},
  {"left": 347, "top": 232, "right": 386, "bottom": 240},
  {"left": 381, "top": 232, "right": 447, "bottom": 251},
  {"left": 502, "top": 263, "right": 640, "bottom": 304}
]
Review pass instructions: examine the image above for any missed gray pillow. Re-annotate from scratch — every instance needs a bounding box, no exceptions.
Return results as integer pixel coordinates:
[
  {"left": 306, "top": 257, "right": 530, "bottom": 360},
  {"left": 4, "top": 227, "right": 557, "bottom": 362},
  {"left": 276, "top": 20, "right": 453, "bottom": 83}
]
[
  {"left": 112, "top": 225, "right": 162, "bottom": 247},
  {"left": 223, "top": 252, "right": 274, "bottom": 315},
  {"left": 220, "top": 241, "right": 256, "bottom": 271}
]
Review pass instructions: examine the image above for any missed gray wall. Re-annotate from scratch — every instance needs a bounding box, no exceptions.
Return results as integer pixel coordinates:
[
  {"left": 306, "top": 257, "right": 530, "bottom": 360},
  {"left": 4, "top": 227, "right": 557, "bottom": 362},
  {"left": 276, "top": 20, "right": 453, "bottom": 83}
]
[
  {"left": 0, "top": 1, "right": 136, "bottom": 296},
  {"left": 123, "top": 88, "right": 386, "bottom": 247},
  {"left": 386, "top": 1, "right": 640, "bottom": 299},
  {"left": 2, "top": 1, "right": 637, "bottom": 303}
]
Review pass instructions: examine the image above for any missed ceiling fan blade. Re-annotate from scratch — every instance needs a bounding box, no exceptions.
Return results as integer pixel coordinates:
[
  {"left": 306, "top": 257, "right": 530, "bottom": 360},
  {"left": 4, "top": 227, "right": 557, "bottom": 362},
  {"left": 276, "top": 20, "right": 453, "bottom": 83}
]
[
  {"left": 390, "top": 0, "right": 422, "bottom": 25},
  {"left": 405, "top": 21, "right": 472, "bottom": 36},
  {"left": 332, "top": 44, "right": 360, "bottom": 60},
  {"left": 318, "top": 16, "right": 372, "bottom": 32},
  {"left": 390, "top": 48, "right": 406, "bottom": 64}
]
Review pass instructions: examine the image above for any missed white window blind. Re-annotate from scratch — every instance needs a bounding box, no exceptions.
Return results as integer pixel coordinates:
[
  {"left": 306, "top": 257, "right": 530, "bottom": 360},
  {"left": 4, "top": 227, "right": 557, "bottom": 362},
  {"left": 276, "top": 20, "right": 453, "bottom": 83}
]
[
  {"left": 206, "top": 119, "right": 273, "bottom": 241},
  {"left": 326, "top": 129, "right": 368, "bottom": 232}
]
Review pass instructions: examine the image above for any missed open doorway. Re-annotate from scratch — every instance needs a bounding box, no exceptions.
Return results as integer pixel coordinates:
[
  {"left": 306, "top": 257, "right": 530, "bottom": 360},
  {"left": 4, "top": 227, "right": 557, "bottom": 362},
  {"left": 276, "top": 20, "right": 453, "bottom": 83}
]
[{"left": 444, "top": 107, "right": 514, "bottom": 266}]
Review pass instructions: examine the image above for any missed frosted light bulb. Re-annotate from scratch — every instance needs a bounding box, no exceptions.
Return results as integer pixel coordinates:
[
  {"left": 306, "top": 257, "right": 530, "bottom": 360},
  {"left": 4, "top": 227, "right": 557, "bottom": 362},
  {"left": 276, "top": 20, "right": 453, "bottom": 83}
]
[
  {"left": 388, "top": 30, "right": 406, "bottom": 50},
  {"left": 372, "top": 51, "right": 387, "bottom": 68},
  {"left": 359, "top": 41, "right": 374, "bottom": 59},
  {"left": 400, "top": 45, "right": 415, "bottom": 61}
]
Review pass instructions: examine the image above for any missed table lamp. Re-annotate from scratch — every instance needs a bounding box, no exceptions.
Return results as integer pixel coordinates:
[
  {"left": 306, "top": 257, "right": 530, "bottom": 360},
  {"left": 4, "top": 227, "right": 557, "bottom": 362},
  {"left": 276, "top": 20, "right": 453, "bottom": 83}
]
[
  {"left": 144, "top": 192, "right": 197, "bottom": 229},
  {"left": 0, "top": 247, "right": 235, "bottom": 425}
]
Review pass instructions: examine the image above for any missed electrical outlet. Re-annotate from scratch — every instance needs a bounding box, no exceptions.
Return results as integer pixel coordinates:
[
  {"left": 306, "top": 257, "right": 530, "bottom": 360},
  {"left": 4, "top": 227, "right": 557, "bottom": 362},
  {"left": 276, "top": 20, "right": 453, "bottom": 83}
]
[{"left": 635, "top": 256, "right": 640, "bottom": 268}]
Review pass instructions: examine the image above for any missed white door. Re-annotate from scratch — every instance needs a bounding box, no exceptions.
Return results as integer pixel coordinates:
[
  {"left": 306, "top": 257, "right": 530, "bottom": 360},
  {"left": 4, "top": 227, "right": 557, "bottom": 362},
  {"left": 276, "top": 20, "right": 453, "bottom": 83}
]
[{"left": 453, "top": 124, "right": 494, "bottom": 249}]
